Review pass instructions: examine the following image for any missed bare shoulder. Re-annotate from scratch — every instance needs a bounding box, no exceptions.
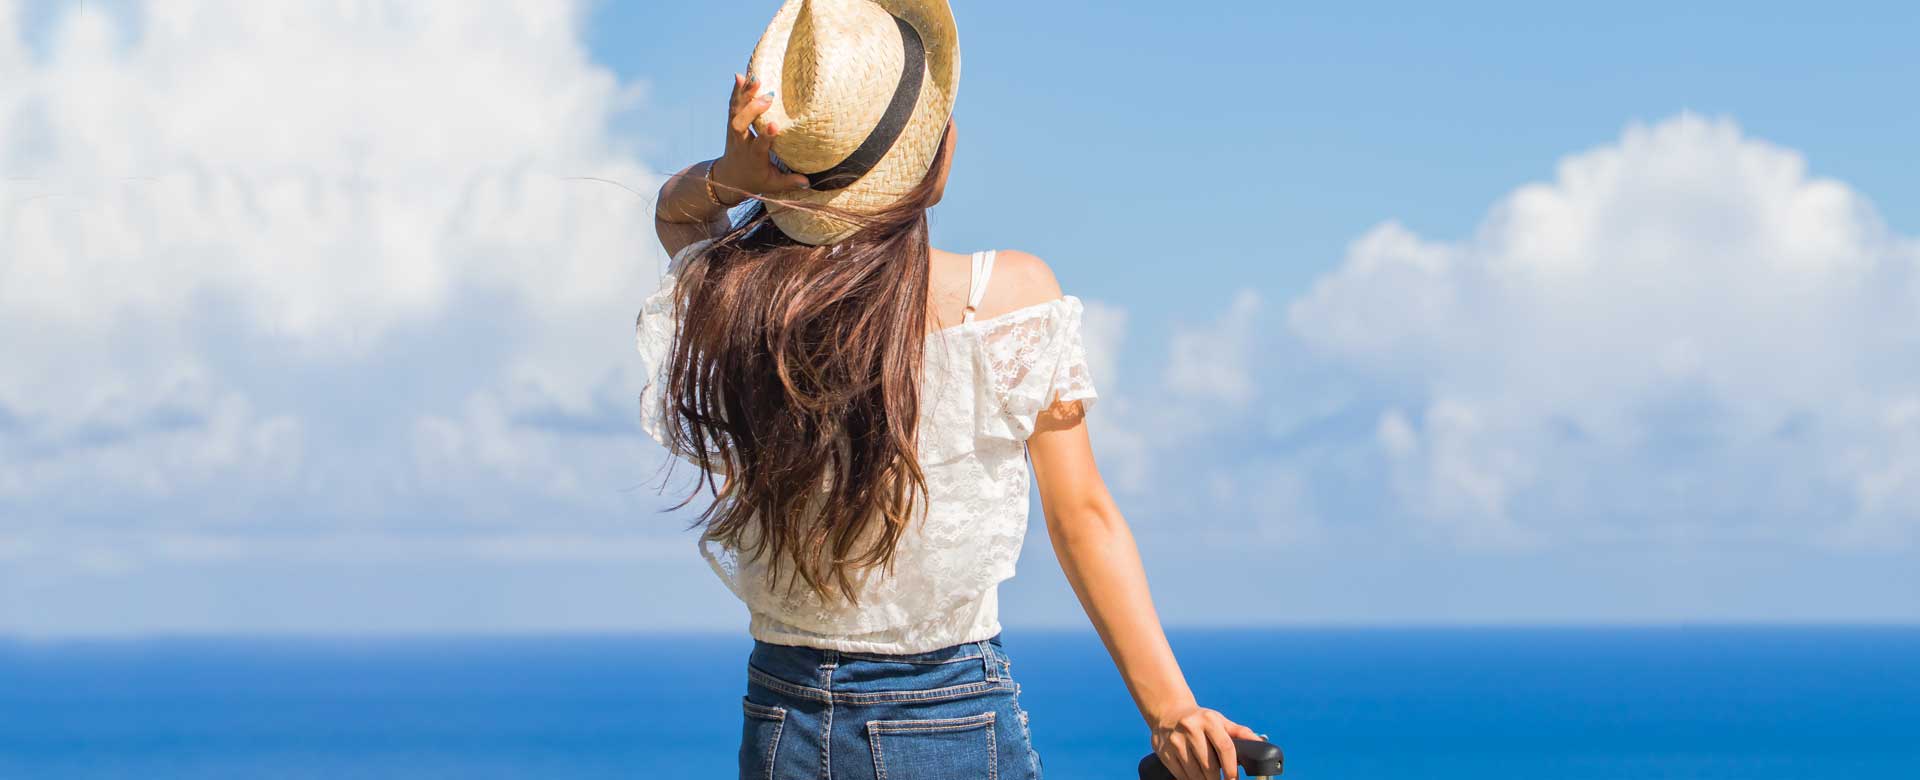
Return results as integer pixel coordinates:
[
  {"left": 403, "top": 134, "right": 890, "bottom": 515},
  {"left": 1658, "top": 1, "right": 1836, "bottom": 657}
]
[{"left": 976, "top": 249, "right": 1064, "bottom": 320}]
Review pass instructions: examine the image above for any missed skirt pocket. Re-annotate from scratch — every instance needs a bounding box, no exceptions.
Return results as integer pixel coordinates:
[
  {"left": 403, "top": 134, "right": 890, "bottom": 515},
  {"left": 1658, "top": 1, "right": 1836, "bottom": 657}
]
[
  {"left": 739, "top": 698, "right": 787, "bottom": 780},
  {"left": 867, "top": 711, "right": 997, "bottom": 780}
]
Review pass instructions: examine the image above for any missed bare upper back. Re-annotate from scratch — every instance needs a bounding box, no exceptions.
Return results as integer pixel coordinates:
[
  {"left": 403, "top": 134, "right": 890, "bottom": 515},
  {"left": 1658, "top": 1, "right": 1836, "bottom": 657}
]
[{"left": 925, "top": 247, "right": 1062, "bottom": 335}]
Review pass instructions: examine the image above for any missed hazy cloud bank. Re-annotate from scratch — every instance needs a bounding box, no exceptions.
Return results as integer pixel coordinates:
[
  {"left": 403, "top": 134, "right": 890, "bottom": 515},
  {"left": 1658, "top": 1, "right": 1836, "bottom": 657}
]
[{"left": 1, "top": 0, "right": 682, "bottom": 632}]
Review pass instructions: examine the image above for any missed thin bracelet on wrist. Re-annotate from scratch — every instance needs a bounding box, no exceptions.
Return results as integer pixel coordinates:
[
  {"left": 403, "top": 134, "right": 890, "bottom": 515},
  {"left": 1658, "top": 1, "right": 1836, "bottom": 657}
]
[
  {"left": 657, "top": 161, "right": 734, "bottom": 224},
  {"left": 704, "top": 159, "right": 741, "bottom": 209}
]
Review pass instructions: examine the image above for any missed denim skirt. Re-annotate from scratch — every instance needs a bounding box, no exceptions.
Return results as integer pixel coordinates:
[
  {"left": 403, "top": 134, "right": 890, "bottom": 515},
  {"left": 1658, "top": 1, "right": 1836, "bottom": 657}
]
[{"left": 739, "top": 634, "right": 1044, "bottom": 780}]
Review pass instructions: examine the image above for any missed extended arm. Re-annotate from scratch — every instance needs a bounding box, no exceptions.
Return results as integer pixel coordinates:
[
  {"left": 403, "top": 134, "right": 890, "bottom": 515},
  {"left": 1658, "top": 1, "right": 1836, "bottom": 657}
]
[{"left": 1028, "top": 405, "right": 1258, "bottom": 780}]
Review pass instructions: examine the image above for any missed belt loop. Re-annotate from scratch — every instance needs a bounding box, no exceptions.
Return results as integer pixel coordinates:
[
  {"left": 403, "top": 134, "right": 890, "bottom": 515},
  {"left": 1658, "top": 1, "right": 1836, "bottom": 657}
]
[
  {"left": 820, "top": 648, "right": 839, "bottom": 690},
  {"left": 979, "top": 640, "right": 999, "bottom": 682}
]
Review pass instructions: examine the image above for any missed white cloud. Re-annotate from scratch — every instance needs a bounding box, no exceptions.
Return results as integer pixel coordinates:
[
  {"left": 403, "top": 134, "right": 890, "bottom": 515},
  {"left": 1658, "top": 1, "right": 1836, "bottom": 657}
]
[
  {"left": 1166, "top": 289, "right": 1262, "bottom": 405},
  {"left": 0, "top": 0, "right": 677, "bottom": 592},
  {"left": 1068, "top": 288, "right": 1334, "bottom": 545},
  {"left": 1073, "top": 298, "right": 1162, "bottom": 492},
  {"left": 1289, "top": 114, "right": 1920, "bottom": 548},
  {"left": 0, "top": 2, "right": 19, "bottom": 70}
]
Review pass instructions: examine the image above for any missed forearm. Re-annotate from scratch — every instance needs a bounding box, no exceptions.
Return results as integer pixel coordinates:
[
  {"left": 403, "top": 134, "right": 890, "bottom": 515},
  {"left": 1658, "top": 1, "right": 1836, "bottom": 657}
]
[
  {"left": 654, "top": 159, "right": 736, "bottom": 257},
  {"left": 1031, "top": 420, "right": 1256, "bottom": 777},
  {"left": 654, "top": 74, "right": 810, "bottom": 258},
  {"left": 1047, "top": 501, "right": 1197, "bottom": 726}
]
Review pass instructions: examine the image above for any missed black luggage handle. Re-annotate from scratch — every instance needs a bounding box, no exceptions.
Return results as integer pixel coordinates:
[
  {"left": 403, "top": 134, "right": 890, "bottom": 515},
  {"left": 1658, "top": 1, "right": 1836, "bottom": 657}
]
[{"left": 1137, "top": 737, "right": 1284, "bottom": 779}]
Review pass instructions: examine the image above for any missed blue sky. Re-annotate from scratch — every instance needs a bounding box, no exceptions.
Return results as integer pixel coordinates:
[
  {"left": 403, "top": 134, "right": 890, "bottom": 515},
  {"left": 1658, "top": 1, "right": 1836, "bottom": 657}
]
[
  {"left": 2, "top": 0, "right": 1918, "bottom": 635},
  {"left": 602, "top": 1, "right": 1920, "bottom": 309}
]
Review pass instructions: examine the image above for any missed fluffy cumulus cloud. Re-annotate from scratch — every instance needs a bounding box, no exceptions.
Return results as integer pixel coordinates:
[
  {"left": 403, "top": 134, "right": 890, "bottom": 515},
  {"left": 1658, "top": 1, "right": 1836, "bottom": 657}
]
[
  {"left": 1279, "top": 115, "right": 1920, "bottom": 550},
  {"left": 1085, "top": 115, "right": 1920, "bottom": 567},
  {"left": 1044, "top": 115, "right": 1920, "bottom": 627},
  {"left": 0, "top": 0, "right": 689, "bottom": 632}
]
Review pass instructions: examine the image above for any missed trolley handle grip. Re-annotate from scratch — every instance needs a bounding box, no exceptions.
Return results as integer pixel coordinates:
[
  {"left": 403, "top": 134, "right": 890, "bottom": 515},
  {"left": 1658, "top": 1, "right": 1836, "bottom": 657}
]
[{"left": 1137, "top": 737, "right": 1284, "bottom": 779}]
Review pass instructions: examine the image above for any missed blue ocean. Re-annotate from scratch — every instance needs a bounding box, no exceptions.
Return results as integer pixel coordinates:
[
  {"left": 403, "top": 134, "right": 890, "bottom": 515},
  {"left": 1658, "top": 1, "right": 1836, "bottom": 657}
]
[{"left": 3, "top": 627, "right": 1917, "bottom": 779}]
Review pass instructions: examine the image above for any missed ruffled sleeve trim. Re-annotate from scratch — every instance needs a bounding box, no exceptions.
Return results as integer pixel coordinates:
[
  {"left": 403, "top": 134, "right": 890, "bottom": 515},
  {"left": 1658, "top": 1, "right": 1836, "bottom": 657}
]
[
  {"left": 972, "top": 296, "right": 1100, "bottom": 442},
  {"left": 636, "top": 239, "right": 723, "bottom": 471}
]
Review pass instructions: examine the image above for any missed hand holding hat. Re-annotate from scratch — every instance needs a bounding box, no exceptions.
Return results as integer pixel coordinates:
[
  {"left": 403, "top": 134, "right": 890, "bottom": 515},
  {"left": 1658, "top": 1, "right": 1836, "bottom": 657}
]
[{"left": 710, "top": 72, "right": 814, "bottom": 205}]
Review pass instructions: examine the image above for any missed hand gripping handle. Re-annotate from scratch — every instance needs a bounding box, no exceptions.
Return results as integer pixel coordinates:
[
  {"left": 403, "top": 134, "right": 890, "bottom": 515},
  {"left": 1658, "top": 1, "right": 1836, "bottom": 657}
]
[{"left": 1138, "top": 738, "right": 1284, "bottom": 779}]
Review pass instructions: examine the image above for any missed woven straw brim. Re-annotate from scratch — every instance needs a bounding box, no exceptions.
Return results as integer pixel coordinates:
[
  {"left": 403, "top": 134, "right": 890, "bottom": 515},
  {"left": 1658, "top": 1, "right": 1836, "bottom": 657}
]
[{"left": 748, "top": 0, "right": 960, "bottom": 245}]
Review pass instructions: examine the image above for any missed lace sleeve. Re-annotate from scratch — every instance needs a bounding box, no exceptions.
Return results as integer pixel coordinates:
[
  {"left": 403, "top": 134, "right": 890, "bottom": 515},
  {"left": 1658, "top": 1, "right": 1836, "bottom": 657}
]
[
  {"left": 975, "top": 296, "right": 1100, "bottom": 441},
  {"left": 636, "top": 239, "right": 726, "bottom": 472}
]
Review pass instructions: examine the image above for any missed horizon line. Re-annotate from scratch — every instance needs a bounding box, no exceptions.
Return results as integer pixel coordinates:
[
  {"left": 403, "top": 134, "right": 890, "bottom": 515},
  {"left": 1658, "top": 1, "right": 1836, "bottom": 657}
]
[{"left": 7, "top": 620, "right": 1919, "bottom": 644}]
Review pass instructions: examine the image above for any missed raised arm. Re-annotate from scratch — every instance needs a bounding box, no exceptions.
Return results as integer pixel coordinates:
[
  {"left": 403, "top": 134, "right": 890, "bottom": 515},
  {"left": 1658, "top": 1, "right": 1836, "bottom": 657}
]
[{"left": 653, "top": 73, "right": 811, "bottom": 259}]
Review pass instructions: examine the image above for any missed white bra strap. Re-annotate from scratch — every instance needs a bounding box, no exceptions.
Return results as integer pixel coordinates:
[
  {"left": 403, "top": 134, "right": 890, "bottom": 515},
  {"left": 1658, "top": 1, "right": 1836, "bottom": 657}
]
[{"left": 962, "top": 250, "right": 997, "bottom": 323}]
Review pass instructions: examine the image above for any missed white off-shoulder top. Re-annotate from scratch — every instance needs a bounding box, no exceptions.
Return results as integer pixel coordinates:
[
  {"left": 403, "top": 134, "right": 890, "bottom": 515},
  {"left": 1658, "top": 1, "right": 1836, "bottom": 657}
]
[{"left": 635, "top": 240, "right": 1099, "bottom": 654}]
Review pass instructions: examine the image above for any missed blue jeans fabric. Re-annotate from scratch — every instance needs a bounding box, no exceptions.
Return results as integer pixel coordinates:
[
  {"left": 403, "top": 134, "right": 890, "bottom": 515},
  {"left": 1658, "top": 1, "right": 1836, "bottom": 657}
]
[{"left": 739, "top": 635, "right": 1044, "bottom": 780}]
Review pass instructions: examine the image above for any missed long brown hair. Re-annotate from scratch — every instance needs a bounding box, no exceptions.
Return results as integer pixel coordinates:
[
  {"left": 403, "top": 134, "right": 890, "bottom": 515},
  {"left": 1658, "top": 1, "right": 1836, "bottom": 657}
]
[{"left": 657, "top": 135, "right": 951, "bottom": 603}]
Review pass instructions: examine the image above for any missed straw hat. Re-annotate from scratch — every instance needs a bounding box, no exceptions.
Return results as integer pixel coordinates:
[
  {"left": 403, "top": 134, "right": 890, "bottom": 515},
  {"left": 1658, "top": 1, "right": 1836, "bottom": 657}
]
[{"left": 747, "top": 0, "right": 960, "bottom": 245}]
